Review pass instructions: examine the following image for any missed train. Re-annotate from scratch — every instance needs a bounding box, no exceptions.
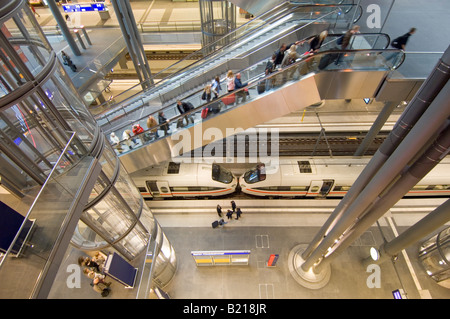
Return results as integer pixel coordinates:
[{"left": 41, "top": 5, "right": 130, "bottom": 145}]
[
  {"left": 131, "top": 157, "right": 450, "bottom": 200},
  {"left": 239, "top": 157, "right": 450, "bottom": 198},
  {"left": 131, "top": 161, "right": 238, "bottom": 199}
]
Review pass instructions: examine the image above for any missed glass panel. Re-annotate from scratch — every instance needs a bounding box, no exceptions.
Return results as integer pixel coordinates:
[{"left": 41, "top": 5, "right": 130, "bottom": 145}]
[{"left": 0, "top": 135, "right": 95, "bottom": 298}]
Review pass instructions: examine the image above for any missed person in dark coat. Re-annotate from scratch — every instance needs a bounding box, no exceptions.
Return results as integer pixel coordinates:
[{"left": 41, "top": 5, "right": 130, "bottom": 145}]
[
  {"left": 274, "top": 41, "right": 301, "bottom": 67},
  {"left": 217, "top": 204, "right": 223, "bottom": 218},
  {"left": 176, "top": 100, "right": 194, "bottom": 126},
  {"left": 391, "top": 27, "right": 416, "bottom": 50},
  {"left": 158, "top": 111, "right": 169, "bottom": 136},
  {"left": 235, "top": 207, "right": 242, "bottom": 220},
  {"left": 226, "top": 209, "right": 233, "bottom": 220},
  {"left": 234, "top": 73, "right": 248, "bottom": 103},
  {"left": 231, "top": 200, "right": 236, "bottom": 212}
]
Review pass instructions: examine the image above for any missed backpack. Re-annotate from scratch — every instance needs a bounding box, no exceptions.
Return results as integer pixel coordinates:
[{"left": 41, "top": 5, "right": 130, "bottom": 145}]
[
  {"left": 184, "top": 102, "right": 194, "bottom": 111},
  {"left": 336, "top": 35, "right": 344, "bottom": 45}
]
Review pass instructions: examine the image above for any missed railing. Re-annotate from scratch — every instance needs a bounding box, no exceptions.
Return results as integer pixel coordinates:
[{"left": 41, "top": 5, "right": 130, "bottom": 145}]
[
  {"left": 0, "top": 132, "right": 97, "bottom": 298},
  {"left": 93, "top": 3, "right": 360, "bottom": 121},
  {"left": 108, "top": 48, "right": 404, "bottom": 156},
  {"left": 99, "top": 32, "right": 389, "bottom": 135}
]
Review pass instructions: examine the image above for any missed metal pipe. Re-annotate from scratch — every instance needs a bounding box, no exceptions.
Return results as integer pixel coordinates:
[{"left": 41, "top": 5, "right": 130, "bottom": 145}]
[
  {"left": 354, "top": 101, "right": 398, "bottom": 156},
  {"left": 301, "top": 78, "right": 450, "bottom": 272},
  {"left": 301, "top": 45, "right": 450, "bottom": 261},
  {"left": 46, "top": 0, "right": 81, "bottom": 56},
  {"left": 315, "top": 122, "right": 450, "bottom": 271}
]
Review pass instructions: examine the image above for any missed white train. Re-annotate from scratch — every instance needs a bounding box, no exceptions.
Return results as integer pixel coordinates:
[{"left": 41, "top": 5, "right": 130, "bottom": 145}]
[
  {"left": 131, "top": 161, "right": 238, "bottom": 199},
  {"left": 239, "top": 157, "right": 450, "bottom": 198}
]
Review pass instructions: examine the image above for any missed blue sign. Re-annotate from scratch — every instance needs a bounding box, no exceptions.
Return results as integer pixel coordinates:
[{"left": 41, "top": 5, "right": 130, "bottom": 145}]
[
  {"left": 63, "top": 3, "right": 107, "bottom": 13},
  {"left": 392, "top": 289, "right": 403, "bottom": 299}
]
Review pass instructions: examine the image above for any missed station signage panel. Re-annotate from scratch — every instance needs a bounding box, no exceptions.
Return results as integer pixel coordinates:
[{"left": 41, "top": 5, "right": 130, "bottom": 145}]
[{"left": 63, "top": 3, "right": 107, "bottom": 13}]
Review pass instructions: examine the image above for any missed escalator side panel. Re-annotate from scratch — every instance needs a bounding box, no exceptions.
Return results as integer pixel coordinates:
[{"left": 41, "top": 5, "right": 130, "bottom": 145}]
[{"left": 314, "top": 70, "right": 389, "bottom": 99}]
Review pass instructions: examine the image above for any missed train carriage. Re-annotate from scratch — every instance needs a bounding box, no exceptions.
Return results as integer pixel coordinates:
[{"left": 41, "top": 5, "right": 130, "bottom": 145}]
[
  {"left": 131, "top": 161, "right": 238, "bottom": 199},
  {"left": 240, "top": 157, "right": 450, "bottom": 198}
]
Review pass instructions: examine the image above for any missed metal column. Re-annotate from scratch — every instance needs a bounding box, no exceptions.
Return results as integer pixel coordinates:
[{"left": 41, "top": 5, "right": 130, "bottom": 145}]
[
  {"left": 111, "top": 0, "right": 153, "bottom": 90},
  {"left": 46, "top": 0, "right": 81, "bottom": 56},
  {"left": 302, "top": 77, "right": 450, "bottom": 273},
  {"left": 353, "top": 101, "right": 398, "bottom": 156},
  {"left": 379, "top": 199, "right": 450, "bottom": 264},
  {"left": 301, "top": 45, "right": 450, "bottom": 263},
  {"left": 316, "top": 122, "right": 450, "bottom": 271}
]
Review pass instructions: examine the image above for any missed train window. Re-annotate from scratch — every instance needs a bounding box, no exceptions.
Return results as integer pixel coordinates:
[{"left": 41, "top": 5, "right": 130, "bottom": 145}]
[
  {"left": 138, "top": 187, "right": 147, "bottom": 193},
  {"left": 297, "top": 161, "right": 312, "bottom": 173},
  {"left": 290, "top": 186, "right": 309, "bottom": 191},
  {"left": 333, "top": 186, "right": 351, "bottom": 192},
  {"left": 243, "top": 164, "right": 266, "bottom": 184},
  {"left": 310, "top": 186, "right": 320, "bottom": 192},
  {"left": 146, "top": 181, "right": 159, "bottom": 192},
  {"left": 167, "top": 162, "right": 181, "bottom": 174},
  {"left": 171, "top": 187, "right": 189, "bottom": 192},
  {"left": 160, "top": 186, "right": 169, "bottom": 193},
  {"left": 212, "top": 164, "right": 233, "bottom": 184}
]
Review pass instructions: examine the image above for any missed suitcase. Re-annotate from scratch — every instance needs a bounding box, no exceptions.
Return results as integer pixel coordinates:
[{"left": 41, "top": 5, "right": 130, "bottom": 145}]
[
  {"left": 201, "top": 107, "right": 209, "bottom": 119},
  {"left": 221, "top": 93, "right": 235, "bottom": 105},
  {"left": 257, "top": 81, "right": 265, "bottom": 94},
  {"left": 212, "top": 220, "right": 219, "bottom": 228}
]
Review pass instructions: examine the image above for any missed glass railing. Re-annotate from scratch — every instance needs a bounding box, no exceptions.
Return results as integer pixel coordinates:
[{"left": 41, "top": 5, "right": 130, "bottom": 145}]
[
  {"left": 0, "top": 132, "right": 100, "bottom": 298},
  {"left": 101, "top": 32, "right": 390, "bottom": 134},
  {"left": 109, "top": 48, "right": 404, "bottom": 156},
  {"left": 94, "top": 3, "right": 360, "bottom": 122}
]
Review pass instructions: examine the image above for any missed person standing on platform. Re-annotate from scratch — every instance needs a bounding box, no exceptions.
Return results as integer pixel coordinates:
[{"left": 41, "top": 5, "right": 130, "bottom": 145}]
[
  {"left": 226, "top": 209, "right": 233, "bottom": 220},
  {"left": 217, "top": 204, "right": 223, "bottom": 218},
  {"left": 235, "top": 207, "right": 242, "bottom": 220},
  {"left": 231, "top": 200, "right": 236, "bottom": 212}
]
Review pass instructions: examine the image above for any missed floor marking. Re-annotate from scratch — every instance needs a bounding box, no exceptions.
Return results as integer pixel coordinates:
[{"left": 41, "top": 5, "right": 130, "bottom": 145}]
[
  {"left": 256, "top": 235, "right": 269, "bottom": 248},
  {"left": 259, "top": 283, "right": 274, "bottom": 299}
]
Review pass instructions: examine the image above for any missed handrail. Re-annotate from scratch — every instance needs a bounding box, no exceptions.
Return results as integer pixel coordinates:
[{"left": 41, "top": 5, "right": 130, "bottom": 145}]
[
  {"left": 107, "top": 47, "right": 404, "bottom": 156},
  {"left": 93, "top": 3, "right": 360, "bottom": 120},
  {"left": 0, "top": 131, "right": 77, "bottom": 271}
]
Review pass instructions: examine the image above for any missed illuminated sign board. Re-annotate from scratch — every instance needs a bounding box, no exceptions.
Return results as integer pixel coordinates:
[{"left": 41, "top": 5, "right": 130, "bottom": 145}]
[{"left": 63, "top": 3, "right": 107, "bottom": 13}]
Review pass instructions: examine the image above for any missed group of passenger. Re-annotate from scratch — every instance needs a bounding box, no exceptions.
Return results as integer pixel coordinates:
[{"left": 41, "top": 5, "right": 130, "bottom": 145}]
[
  {"left": 107, "top": 25, "right": 416, "bottom": 153},
  {"left": 78, "top": 252, "right": 112, "bottom": 297},
  {"left": 216, "top": 201, "right": 243, "bottom": 225}
]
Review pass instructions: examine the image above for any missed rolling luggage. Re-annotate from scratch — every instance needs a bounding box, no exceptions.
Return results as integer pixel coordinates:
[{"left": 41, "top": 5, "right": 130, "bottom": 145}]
[
  {"left": 257, "top": 81, "right": 265, "bottom": 94},
  {"left": 201, "top": 107, "right": 209, "bottom": 119},
  {"left": 221, "top": 93, "right": 235, "bottom": 106},
  {"left": 212, "top": 220, "right": 219, "bottom": 228}
]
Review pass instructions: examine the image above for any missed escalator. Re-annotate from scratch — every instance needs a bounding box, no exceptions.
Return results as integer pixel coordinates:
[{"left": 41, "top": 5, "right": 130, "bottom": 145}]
[
  {"left": 112, "top": 41, "right": 404, "bottom": 174},
  {"left": 95, "top": 2, "right": 362, "bottom": 131}
]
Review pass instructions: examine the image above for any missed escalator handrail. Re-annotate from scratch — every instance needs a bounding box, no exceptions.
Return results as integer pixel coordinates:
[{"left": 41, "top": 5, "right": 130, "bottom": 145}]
[
  {"left": 109, "top": 47, "right": 404, "bottom": 151},
  {"left": 104, "top": 36, "right": 397, "bottom": 137},
  {"left": 100, "top": 30, "right": 389, "bottom": 131},
  {"left": 94, "top": 3, "right": 360, "bottom": 120}
]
